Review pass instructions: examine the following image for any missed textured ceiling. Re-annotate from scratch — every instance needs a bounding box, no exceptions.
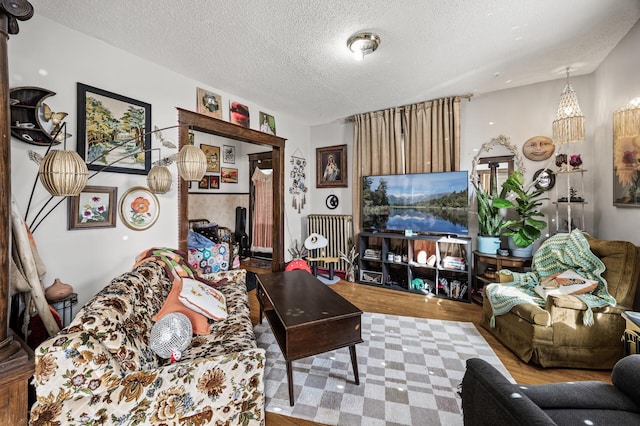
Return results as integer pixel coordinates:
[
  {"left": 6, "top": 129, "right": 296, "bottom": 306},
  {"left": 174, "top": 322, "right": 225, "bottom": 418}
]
[{"left": 29, "top": 0, "right": 640, "bottom": 126}]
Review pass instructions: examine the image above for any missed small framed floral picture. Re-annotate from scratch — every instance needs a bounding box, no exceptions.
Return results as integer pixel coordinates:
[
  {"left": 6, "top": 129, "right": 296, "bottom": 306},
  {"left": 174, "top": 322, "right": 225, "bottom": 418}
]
[
  {"left": 68, "top": 186, "right": 118, "bottom": 230},
  {"left": 118, "top": 186, "right": 160, "bottom": 231}
]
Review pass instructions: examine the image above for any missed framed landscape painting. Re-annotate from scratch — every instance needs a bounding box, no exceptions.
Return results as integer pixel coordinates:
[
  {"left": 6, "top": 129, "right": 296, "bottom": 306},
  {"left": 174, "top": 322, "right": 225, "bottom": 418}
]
[
  {"left": 76, "top": 83, "right": 152, "bottom": 175},
  {"left": 68, "top": 186, "right": 117, "bottom": 230}
]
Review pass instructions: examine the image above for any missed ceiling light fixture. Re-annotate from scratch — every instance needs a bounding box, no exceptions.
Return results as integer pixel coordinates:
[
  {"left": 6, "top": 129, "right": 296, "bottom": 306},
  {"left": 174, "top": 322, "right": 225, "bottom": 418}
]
[
  {"left": 552, "top": 68, "right": 585, "bottom": 144},
  {"left": 347, "top": 32, "right": 380, "bottom": 61}
]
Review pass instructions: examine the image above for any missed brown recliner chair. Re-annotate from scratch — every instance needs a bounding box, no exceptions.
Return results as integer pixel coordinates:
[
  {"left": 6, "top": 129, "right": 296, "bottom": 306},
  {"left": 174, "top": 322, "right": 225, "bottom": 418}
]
[{"left": 481, "top": 236, "right": 640, "bottom": 369}]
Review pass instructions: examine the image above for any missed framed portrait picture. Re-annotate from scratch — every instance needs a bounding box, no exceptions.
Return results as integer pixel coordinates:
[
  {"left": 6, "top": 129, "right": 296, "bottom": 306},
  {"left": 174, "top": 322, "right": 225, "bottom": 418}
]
[
  {"left": 198, "top": 175, "right": 209, "bottom": 189},
  {"left": 76, "top": 83, "right": 152, "bottom": 175},
  {"left": 209, "top": 175, "right": 220, "bottom": 189},
  {"left": 221, "top": 167, "right": 238, "bottom": 183},
  {"left": 201, "top": 144, "right": 220, "bottom": 173},
  {"left": 317, "top": 144, "right": 347, "bottom": 188},
  {"left": 259, "top": 111, "right": 276, "bottom": 135},
  {"left": 118, "top": 186, "right": 160, "bottom": 231},
  {"left": 196, "top": 87, "right": 222, "bottom": 119},
  {"left": 223, "top": 145, "right": 235, "bottom": 164},
  {"left": 67, "top": 186, "right": 117, "bottom": 230}
]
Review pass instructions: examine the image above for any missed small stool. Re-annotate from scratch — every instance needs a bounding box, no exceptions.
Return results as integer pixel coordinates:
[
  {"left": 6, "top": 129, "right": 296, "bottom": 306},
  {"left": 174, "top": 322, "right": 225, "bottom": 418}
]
[{"left": 306, "top": 256, "right": 339, "bottom": 280}]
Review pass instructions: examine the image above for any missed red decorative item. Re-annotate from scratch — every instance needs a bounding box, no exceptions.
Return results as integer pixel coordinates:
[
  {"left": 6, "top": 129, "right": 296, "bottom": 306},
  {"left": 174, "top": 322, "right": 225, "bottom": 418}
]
[
  {"left": 569, "top": 154, "right": 583, "bottom": 169},
  {"left": 285, "top": 259, "right": 311, "bottom": 273}
]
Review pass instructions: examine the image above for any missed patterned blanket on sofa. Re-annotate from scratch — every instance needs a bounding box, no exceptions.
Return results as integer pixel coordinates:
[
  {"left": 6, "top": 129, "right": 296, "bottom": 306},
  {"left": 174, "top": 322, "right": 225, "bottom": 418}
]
[
  {"left": 485, "top": 229, "right": 617, "bottom": 327},
  {"left": 30, "top": 256, "right": 265, "bottom": 426}
]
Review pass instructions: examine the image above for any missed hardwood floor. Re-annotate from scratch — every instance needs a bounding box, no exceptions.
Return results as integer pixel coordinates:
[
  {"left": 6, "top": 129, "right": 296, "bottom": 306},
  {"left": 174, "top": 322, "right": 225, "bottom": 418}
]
[{"left": 245, "top": 266, "right": 612, "bottom": 425}]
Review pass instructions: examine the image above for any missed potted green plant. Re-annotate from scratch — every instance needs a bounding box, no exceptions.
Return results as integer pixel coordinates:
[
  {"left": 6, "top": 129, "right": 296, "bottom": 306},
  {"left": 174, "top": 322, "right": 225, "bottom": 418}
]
[
  {"left": 492, "top": 170, "right": 548, "bottom": 257},
  {"left": 474, "top": 182, "right": 507, "bottom": 255}
]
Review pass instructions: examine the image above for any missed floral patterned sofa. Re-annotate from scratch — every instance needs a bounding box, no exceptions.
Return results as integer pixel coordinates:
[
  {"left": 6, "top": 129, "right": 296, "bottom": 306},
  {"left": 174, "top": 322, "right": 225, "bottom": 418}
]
[{"left": 29, "top": 258, "right": 265, "bottom": 425}]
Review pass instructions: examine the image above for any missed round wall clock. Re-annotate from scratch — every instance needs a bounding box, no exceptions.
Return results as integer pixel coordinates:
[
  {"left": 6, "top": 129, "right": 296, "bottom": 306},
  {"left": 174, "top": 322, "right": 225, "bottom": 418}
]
[
  {"left": 533, "top": 168, "right": 556, "bottom": 191},
  {"left": 325, "top": 194, "right": 339, "bottom": 210},
  {"left": 523, "top": 136, "right": 555, "bottom": 161}
]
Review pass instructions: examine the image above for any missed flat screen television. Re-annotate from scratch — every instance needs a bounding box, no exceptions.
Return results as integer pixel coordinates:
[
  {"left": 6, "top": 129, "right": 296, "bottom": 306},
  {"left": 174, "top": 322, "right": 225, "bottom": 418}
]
[{"left": 362, "top": 171, "right": 469, "bottom": 235}]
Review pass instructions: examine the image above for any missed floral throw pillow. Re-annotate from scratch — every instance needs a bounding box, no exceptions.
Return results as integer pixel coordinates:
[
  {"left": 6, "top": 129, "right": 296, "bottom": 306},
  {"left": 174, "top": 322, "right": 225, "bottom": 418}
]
[
  {"left": 153, "top": 278, "right": 210, "bottom": 335},
  {"left": 179, "top": 278, "right": 228, "bottom": 321}
]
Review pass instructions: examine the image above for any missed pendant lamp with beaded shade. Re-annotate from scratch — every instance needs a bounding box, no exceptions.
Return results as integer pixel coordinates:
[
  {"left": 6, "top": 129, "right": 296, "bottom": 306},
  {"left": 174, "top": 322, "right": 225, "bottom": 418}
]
[
  {"left": 614, "top": 97, "right": 640, "bottom": 138},
  {"left": 552, "top": 68, "right": 585, "bottom": 145},
  {"left": 38, "top": 150, "right": 88, "bottom": 196},
  {"left": 176, "top": 144, "right": 207, "bottom": 181},
  {"left": 147, "top": 164, "right": 173, "bottom": 194}
]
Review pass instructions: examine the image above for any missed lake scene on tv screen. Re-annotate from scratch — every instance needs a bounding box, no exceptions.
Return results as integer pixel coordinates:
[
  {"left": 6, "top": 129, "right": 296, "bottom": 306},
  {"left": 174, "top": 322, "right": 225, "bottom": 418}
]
[{"left": 362, "top": 171, "right": 469, "bottom": 235}]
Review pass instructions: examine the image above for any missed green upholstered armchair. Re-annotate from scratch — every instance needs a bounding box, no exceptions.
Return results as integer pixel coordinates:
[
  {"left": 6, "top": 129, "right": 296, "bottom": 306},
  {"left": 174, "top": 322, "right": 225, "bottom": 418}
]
[{"left": 481, "top": 236, "right": 640, "bottom": 369}]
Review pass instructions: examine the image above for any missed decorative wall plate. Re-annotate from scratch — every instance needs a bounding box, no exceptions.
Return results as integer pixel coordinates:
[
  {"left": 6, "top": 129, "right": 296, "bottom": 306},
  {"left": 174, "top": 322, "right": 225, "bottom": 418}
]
[
  {"left": 119, "top": 186, "right": 160, "bottom": 230},
  {"left": 523, "top": 136, "right": 555, "bottom": 161},
  {"left": 325, "top": 194, "right": 339, "bottom": 209},
  {"left": 533, "top": 168, "right": 556, "bottom": 191}
]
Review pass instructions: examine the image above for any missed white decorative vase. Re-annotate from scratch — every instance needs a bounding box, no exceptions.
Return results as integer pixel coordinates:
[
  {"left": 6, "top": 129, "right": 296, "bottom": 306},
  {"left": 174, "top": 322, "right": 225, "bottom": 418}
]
[{"left": 477, "top": 235, "right": 501, "bottom": 255}]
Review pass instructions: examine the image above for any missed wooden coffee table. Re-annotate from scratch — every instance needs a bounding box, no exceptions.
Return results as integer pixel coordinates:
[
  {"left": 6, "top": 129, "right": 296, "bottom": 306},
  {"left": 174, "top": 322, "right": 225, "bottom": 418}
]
[{"left": 256, "top": 270, "right": 363, "bottom": 406}]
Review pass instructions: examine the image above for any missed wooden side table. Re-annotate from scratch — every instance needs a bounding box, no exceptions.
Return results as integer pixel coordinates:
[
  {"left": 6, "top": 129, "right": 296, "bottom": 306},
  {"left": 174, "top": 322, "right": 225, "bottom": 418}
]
[
  {"left": 622, "top": 311, "right": 640, "bottom": 355},
  {"left": 50, "top": 293, "right": 78, "bottom": 327},
  {"left": 472, "top": 250, "right": 532, "bottom": 304}
]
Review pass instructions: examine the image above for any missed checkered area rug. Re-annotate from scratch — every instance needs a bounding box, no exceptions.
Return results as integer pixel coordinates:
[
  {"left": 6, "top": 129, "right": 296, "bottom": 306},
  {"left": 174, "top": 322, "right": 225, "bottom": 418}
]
[{"left": 255, "top": 312, "right": 512, "bottom": 425}]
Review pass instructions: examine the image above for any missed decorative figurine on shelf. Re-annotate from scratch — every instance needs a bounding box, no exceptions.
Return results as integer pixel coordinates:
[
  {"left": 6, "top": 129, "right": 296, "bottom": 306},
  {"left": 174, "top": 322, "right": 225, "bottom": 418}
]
[
  {"left": 45, "top": 278, "right": 73, "bottom": 302},
  {"left": 569, "top": 154, "right": 583, "bottom": 169},
  {"left": 555, "top": 153, "right": 568, "bottom": 171}
]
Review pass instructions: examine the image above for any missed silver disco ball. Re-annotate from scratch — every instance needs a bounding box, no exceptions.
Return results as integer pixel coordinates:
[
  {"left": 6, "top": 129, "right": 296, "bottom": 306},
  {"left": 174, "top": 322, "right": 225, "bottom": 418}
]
[{"left": 150, "top": 312, "right": 193, "bottom": 361}]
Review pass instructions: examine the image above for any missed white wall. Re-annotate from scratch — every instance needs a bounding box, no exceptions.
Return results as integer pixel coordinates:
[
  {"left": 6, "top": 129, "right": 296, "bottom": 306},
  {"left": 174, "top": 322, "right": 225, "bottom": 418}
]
[
  {"left": 8, "top": 15, "right": 310, "bottom": 308},
  {"left": 592, "top": 21, "right": 640, "bottom": 244},
  {"left": 460, "top": 75, "right": 596, "bottom": 241},
  {"left": 309, "top": 121, "right": 354, "bottom": 214},
  {"left": 310, "top": 76, "right": 596, "bottom": 247},
  {"left": 309, "top": 19, "right": 640, "bottom": 247}
]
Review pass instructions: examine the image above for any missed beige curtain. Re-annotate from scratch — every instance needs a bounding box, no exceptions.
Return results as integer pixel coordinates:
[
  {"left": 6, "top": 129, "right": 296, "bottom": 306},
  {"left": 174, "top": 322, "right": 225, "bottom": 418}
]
[
  {"left": 352, "top": 108, "right": 403, "bottom": 236},
  {"left": 402, "top": 97, "right": 461, "bottom": 173},
  {"left": 351, "top": 97, "right": 462, "bottom": 235}
]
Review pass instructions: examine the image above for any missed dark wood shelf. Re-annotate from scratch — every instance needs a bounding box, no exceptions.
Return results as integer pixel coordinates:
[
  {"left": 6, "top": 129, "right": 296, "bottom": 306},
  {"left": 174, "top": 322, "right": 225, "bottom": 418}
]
[
  {"left": 471, "top": 250, "right": 532, "bottom": 305},
  {"left": 358, "top": 232, "right": 472, "bottom": 303},
  {"left": 9, "top": 86, "right": 60, "bottom": 146}
]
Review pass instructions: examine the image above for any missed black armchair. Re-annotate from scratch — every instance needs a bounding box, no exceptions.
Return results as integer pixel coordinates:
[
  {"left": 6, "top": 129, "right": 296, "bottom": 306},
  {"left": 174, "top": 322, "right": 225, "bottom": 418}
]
[{"left": 460, "top": 355, "right": 640, "bottom": 425}]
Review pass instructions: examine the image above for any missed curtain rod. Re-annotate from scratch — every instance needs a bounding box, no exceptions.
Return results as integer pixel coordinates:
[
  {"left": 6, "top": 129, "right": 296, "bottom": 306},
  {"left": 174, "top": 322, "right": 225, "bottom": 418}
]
[{"left": 343, "top": 93, "right": 473, "bottom": 123}]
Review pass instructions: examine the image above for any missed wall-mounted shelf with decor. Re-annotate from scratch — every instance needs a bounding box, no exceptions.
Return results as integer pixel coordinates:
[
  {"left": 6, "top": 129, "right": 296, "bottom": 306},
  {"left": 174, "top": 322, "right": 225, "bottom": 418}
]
[
  {"left": 358, "top": 231, "right": 472, "bottom": 303},
  {"left": 9, "top": 86, "right": 60, "bottom": 146},
  {"left": 552, "top": 168, "right": 587, "bottom": 233}
]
